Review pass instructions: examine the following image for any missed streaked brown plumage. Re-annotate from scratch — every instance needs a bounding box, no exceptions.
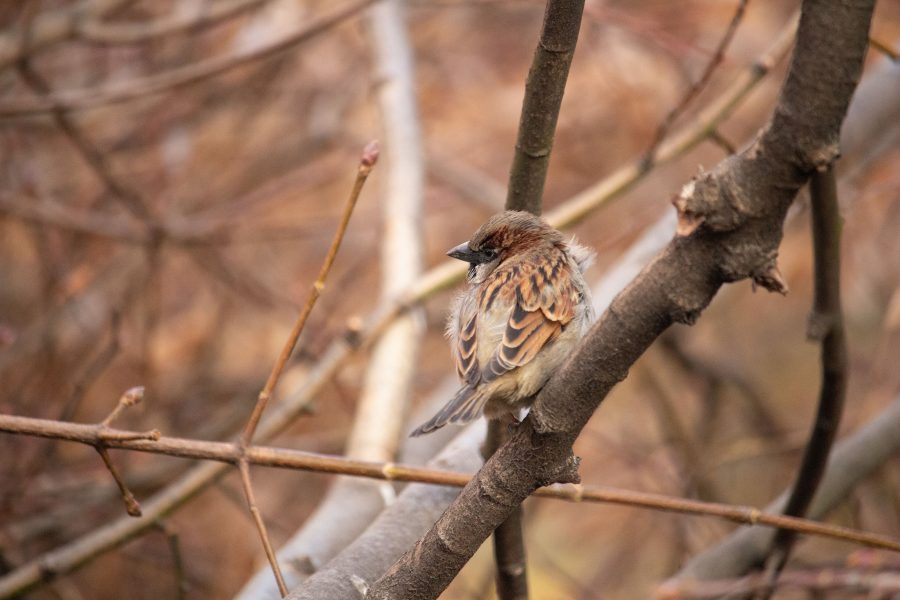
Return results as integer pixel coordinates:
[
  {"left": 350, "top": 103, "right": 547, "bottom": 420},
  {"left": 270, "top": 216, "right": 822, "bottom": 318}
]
[{"left": 411, "top": 211, "right": 593, "bottom": 436}]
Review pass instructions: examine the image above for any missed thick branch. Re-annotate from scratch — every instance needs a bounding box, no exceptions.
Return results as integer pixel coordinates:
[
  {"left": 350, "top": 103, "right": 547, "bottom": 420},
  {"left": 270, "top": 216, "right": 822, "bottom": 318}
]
[
  {"left": 484, "top": 418, "right": 529, "bottom": 600},
  {"left": 505, "top": 0, "right": 585, "bottom": 214},
  {"left": 368, "top": 2, "right": 873, "bottom": 597}
]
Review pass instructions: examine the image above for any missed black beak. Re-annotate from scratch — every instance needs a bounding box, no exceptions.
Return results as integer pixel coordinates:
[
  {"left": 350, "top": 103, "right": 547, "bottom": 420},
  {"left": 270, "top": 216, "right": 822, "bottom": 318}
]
[
  {"left": 447, "top": 241, "right": 489, "bottom": 264},
  {"left": 447, "top": 241, "right": 478, "bottom": 263}
]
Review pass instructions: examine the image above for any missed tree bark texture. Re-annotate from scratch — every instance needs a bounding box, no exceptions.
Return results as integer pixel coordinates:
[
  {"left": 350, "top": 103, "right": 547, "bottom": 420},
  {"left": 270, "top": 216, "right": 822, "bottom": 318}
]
[
  {"left": 368, "top": 1, "right": 873, "bottom": 597},
  {"left": 505, "top": 0, "right": 585, "bottom": 215}
]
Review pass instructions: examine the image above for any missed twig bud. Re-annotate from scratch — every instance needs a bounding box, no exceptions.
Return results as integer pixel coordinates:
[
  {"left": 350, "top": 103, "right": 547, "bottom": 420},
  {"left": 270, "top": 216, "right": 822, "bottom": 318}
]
[{"left": 360, "top": 140, "right": 380, "bottom": 169}]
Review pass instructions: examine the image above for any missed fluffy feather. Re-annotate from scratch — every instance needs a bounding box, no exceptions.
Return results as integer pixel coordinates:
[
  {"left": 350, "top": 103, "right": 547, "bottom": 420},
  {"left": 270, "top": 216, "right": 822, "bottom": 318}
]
[{"left": 411, "top": 211, "right": 594, "bottom": 437}]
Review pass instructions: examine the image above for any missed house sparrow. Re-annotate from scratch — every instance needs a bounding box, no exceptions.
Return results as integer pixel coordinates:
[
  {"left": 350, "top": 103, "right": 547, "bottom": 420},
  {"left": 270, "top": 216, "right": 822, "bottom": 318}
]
[{"left": 411, "top": 211, "right": 594, "bottom": 436}]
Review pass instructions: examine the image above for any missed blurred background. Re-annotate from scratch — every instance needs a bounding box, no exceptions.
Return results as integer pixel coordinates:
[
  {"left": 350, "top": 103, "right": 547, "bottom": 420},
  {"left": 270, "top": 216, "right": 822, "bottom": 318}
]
[{"left": 1, "top": 0, "right": 899, "bottom": 598}]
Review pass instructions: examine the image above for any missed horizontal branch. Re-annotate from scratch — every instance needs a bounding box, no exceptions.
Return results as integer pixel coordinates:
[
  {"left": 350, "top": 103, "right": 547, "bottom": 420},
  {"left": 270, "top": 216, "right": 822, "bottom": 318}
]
[{"left": 0, "top": 414, "right": 898, "bottom": 557}]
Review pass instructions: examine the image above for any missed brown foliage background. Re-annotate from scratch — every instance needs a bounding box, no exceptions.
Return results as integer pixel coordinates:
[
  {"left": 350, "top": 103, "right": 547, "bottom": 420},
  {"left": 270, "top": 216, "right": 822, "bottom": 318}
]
[{"left": 1, "top": 1, "right": 899, "bottom": 598}]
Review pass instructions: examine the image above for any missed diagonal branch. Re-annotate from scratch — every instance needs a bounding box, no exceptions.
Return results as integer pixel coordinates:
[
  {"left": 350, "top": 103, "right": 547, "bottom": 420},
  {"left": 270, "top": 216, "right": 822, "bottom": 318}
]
[
  {"left": 640, "top": 0, "right": 748, "bottom": 170},
  {"left": 367, "top": 1, "right": 874, "bottom": 597}
]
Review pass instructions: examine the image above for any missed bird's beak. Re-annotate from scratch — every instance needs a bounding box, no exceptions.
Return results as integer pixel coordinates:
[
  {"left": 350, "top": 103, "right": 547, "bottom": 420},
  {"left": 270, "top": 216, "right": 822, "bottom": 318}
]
[{"left": 447, "top": 241, "right": 479, "bottom": 263}]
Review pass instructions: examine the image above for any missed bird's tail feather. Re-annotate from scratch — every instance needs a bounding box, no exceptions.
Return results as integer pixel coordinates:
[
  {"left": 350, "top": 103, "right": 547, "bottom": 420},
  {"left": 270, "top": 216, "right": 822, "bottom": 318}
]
[{"left": 409, "top": 385, "right": 488, "bottom": 437}]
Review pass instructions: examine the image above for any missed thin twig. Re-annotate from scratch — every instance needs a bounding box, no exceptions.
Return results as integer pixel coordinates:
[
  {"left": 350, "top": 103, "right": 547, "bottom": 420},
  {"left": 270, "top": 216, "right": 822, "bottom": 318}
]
[
  {"left": 505, "top": 0, "right": 585, "bottom": 214},
  {"left": 1, "top": 414, "right": 899, "bottom": 555},
  {"left": 640, "top": 0, "right": 748, "bottom": 170},
  {"left": 240, "top": 140, "right": 378, "bottom": 446},
  {"left": 234, "top": 142, "right": 377, "bottom": 596},
  {"left": 15, "top": 61, "right": 154, "bottom": 223},
  {"left": 237, "top": 461, "right": 288, "bottom": 596},
  {"left": 95, "top": 387, "right": 147, "bottom": 517},
  {"left": 59, "top": 314, "right": 122, "bottom": 423},
  {"left": 707, "top": 129, "right": 737, "bottom": 155},
  {"left": 100, "top": 386, "right": 145, "bottom": 427},
  {"left": 95, "top": 447, "right": 141, "bottom": 517},
  {"left": 155, "top": 522, "right": 187, "bottom": 600},
  {"left": 544, "top": 12, "right": 797, "bottom": 231},
  {"left": 0, "top": 0, "right": 379, "bottom": 118},
  {"left": 761, "top": 164, "right": 847, "bottom": 586},
  {"left": 869, "top": 36, "right": 899, "bottom": 63}
]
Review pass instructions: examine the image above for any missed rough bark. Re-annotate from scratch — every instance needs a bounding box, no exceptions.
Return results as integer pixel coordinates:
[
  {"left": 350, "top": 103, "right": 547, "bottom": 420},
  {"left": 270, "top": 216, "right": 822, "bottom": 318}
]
[{"left": 505, "top": 0, "right": 585, "bottom": 215}]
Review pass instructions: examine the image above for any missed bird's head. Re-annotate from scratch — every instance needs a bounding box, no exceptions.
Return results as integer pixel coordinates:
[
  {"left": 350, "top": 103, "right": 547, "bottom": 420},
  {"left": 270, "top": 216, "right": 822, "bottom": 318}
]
[{"left": 447, "top": 211, "right": 564, "bottom": 282}]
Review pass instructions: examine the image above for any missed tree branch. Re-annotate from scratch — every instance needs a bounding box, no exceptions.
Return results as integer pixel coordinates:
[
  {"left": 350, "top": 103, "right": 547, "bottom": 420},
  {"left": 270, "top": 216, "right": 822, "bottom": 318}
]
[
  {"left": 367, "top": 2, "right": 874, "bottom": 597},
  {"left": 505, "top": 0, "right": 585, "bottom": 214},
  {"left": 762, "top": 164, "right": 847, "bottom": 584}
]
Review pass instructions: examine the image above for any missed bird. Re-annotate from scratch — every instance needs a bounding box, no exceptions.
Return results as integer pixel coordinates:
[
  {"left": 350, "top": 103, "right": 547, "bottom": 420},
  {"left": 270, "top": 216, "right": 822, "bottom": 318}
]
[{"left": 410, "top": 210, "right": 594, "bottom": 437}]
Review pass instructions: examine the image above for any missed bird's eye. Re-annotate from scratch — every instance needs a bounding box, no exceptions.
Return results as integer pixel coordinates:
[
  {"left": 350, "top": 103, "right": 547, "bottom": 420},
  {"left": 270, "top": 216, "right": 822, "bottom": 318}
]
[{"left": 484, "top": 248, "right": 497, "bottom": 259}]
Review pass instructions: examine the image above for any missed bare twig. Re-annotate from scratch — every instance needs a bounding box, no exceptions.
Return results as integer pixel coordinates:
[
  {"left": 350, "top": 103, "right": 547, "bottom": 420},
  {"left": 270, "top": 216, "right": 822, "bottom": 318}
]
[
  {"left": 868, "top": 36, "right": 899, "bottom": 63},
  {"left": 100, "top": 386, "right": 145, "bottom": 428},
  {"left": 640, "top": 0, "right": 749, "bottom": 170},
  {"left": 543, "top": 13, "right": 797, "bottom": 231},
  {"left": 0, "top": 336, "right": 324, "bottom": 598},
  {"left": 15, "top": 62, "right": 154, "bottom": 223},
  {"left": 236, "top": 5, "right": 423, "bottom": 596},
  {"left": 237, "top": 461, "right": 288, "bottom": 596},
  {"left": 92, "top": 387, "right": 149, "bottom": 517},
  {"left": 240, "top": 140, "right": 378, "bottom": 446},
  {"left": 0, "top": 0, "right": 379, "bottom": 118},
  {"left": 234, "top": 142, "right": 378, "bottom": 596},
  {"left": 155, "top": 522, "right": 187, "bottom": 600},
  {"left": 95, "top": 447, "right": 141, "bottom": 517},
  {"left": 761, "top": 164, "right": 847, "bottom": 585},
  {"left": 506, "top": 0, "right": 585, "bottom": 214},
  {"left": 59, "top": 314, "right": 122, "bottom": 423},
  {"left": 1, "top": 414, "right": 898, "bottom": 557}
]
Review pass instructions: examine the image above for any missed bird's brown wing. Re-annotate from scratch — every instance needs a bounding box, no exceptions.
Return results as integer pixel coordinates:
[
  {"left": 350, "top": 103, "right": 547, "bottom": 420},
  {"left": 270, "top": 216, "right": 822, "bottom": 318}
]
[
  {"left": 482, "top": 252, "right": 579, "bottom": 383},
  {"left": 454, "top": 298, "right": 480, "bottom": 386}
]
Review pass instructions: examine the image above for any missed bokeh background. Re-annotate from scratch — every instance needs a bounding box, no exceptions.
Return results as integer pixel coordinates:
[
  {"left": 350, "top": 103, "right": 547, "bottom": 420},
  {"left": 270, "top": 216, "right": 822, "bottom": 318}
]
[{"left": 1, "top": 0, "right": 899, "bottom": 598}]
